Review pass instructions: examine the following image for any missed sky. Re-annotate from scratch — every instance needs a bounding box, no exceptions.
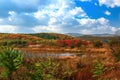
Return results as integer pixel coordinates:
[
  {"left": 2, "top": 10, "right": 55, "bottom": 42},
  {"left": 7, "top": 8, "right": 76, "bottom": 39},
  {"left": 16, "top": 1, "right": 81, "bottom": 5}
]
[{"left": 0, "top": 0, "right": 120, "bottom": 34}]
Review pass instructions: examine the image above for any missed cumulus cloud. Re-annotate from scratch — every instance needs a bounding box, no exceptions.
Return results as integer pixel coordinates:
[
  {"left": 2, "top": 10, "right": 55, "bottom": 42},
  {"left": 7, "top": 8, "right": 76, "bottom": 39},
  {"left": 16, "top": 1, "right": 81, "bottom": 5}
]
[
  {"left": 99, "top": 0, "right": 120, "bottom": 8},
  {"left": 104, "top": 11, "right": 111, "bottom": 15},
  {"left": 33, "top": 25, "right": 62, "bottom": 33},
  {"left": 32, "top": 0, "right": 89, "bottom": 33},
  {"left": 32, "top": 0, "right": 117, "bottom": 34},
  {"left": 0, "top": 25, "right": 17, "bottom": 33},
  {"left": 33, "top": 16, "right": 117, "bottom": 34},
  {"left": 0, "top": 0, "right": 119, "bottom": 34},
  {"left": 77, "top": 17, "right": 117, "bottom": 34},
  {"left": 0, "top": 11, "right": 39, "bottom": 27}
]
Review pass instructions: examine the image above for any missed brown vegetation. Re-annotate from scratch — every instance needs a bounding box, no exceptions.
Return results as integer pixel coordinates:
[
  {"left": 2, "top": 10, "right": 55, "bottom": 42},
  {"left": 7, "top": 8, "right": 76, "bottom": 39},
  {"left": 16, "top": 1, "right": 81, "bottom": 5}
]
[{"left": 0, "top": 33, "right": 120, "bottom": 80}]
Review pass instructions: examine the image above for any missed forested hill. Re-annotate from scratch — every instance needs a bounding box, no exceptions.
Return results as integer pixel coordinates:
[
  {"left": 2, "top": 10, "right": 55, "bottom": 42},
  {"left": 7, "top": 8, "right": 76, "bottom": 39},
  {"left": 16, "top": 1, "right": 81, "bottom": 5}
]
[
  {"left": 28, "top": 33, "right": 74, "bottom": 40},
  {"left": 0, "top": 33, "right": 75, "bottom": 47},
  {"left": 0, "top": 33, "right": 42, "bottom": 41}
]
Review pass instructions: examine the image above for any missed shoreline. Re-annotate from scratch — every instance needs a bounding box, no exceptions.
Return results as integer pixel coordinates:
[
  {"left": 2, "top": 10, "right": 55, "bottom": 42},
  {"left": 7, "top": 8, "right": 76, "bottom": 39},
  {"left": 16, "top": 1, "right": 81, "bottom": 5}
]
[{"left": 19, "top": 47, "right": 82, "bottom": 53}]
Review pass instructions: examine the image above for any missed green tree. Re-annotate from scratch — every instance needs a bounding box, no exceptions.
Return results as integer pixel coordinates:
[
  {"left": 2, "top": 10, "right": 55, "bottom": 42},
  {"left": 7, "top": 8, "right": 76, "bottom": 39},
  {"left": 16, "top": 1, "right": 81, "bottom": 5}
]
[
  {"left": 0, "top": 47, "right": 23, "bottom": 80},
  {"left": 92, "top": 59, "right": 106, "bottom": 80}
]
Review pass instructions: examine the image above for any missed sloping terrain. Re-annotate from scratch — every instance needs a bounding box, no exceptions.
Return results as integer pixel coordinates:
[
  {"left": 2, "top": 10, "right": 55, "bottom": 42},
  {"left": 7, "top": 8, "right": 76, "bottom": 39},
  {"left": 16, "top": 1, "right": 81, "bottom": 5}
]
[
  {"left": 0, "top": 33, "right": 42, "bottom": 41},
  {"left": 28, "top": 33, "right": 74, "bottom": 40}
]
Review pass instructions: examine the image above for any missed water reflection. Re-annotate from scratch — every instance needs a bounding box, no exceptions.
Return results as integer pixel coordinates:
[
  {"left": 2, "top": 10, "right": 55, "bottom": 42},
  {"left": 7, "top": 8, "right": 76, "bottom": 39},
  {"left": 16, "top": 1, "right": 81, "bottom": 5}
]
[{"left": 23, "top": 52, "right": 82, "bottom": 58}]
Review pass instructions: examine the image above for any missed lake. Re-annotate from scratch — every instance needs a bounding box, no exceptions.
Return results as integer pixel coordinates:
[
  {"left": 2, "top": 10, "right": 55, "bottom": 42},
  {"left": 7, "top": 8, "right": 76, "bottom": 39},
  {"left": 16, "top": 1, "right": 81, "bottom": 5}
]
[{"left": 23, "top": 52, "right": 82, "bottom": 58}]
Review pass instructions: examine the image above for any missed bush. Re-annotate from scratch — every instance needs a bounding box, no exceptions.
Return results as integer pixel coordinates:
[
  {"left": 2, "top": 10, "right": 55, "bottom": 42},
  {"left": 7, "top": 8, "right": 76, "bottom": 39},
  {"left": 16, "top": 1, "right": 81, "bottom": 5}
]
[
  {"left": 93, "top": 40, "right": 103, "bottom": 48},
  {"left": 112, "top": 50, "right": 120, "bottom": 62},
  {"left": 0, "top": 47, "right": 23, "bottom": 80},
  {"left": 92, "top": 59, "right": 106, "bottom": 79},
  {"left": 24, "top": 58, "right": 59, "bottom": 80}
]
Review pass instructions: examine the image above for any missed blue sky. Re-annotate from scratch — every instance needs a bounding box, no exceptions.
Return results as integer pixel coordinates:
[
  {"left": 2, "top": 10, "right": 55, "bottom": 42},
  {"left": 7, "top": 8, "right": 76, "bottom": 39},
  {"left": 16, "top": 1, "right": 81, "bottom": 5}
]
[{"left": 0, "top": 0, "right": 120, "bottom": 34}]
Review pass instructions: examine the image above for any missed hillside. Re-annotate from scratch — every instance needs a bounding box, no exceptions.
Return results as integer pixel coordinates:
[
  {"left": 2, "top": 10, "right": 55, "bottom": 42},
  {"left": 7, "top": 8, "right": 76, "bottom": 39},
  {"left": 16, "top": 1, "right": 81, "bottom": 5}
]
[
  {"left": 0, "top": 33, "right": 42, "bottom": 41},
  {"left": 78, "top": 35, "right": 114, "bottom": 41},
  {"left": 0, "top": 33, "right": 75, "bottom": 47},
  {"left": 0, "top": 33, "right": 43, "bottom": 47},
  {"left": 28, "top": 33, "right": 74, "bottom": 40}
]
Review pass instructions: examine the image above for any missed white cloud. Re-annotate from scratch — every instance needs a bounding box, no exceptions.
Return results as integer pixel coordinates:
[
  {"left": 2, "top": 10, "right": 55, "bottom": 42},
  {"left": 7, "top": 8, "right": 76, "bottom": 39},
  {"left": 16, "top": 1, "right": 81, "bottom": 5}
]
[
  {"left": 0, "top": 0, "right": 119, "bottom": 34},
  {"left": 32, "top": 0, "right": 84, "bottom": 33},
  {"left": 99, "top": 0, "right": 120, "bottom": 8},
  {"left": 33, "top": 25, "right": 62, "bottom": 33},
  {"left": 78, "top": 18, "right": 109, "bottom": 26},
  {"left": 79, "top": 18, "right": 96, "bottom": 26},
  {"left": 78, "top": 17, "right": 117, "bottom": 34},
  {"left": 0, "top": 25, "right": 17, "bottom": 33},
  {"left": 33, "top": 16, "right": 117, "bottom": 34},
  {"left": 104, "top": 11, "right": 111, "bottom": 15},
  {"left": 97, "top": 17, "right": 109, "bottom": 24},
  {"left": 32, "top": 0, "right": 118, "bottom": 34},
  {"left": 48, "top": 18, "right": 57, "bottom": 25},
  {"left": 0, "top": 18, "right": 3, "bottom": 22},
  {"left": 32, "top": 0, "right": 88, "bottom": 33},
  {"left": 69, "top": 7, "right": 87, "bottom": 18}
]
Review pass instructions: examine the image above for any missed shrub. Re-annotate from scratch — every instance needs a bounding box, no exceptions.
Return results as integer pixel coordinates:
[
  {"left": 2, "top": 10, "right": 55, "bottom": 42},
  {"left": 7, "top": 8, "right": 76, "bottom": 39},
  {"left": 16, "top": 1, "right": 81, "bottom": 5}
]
[
  {"left": 25, "top": 58, "right": 59, "bottom": 80},
  {"left": 92, "top": 59, "right": 106, "bottom": 79},
  {"left": 112, "top": 50, "right": 120, "bottom": 62},
  {"left": 0, "top": 47, "right": 23, "bottom": 80},
  {"left": 24, "top": 58, "right": 78, "bottom": 80},
  {"left": 93, "top": 40, "right": 103, "bottom": 48}
]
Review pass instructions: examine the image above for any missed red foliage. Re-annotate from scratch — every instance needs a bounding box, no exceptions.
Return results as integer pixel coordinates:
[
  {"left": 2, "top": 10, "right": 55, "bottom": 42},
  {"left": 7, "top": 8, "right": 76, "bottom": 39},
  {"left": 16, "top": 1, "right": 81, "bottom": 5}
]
[
  {"left": 28, "top": 41, "right": 35, "bottom": 45},
  {"left": 57, "top": 39, "right": 91, "bottom": 48}
]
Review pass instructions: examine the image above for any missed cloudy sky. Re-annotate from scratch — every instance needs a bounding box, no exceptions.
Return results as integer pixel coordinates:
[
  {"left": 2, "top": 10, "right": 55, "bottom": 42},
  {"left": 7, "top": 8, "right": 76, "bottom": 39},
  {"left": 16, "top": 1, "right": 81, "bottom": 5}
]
[{"left": 0, "top": 0, "right": 120, "bottom": 34}]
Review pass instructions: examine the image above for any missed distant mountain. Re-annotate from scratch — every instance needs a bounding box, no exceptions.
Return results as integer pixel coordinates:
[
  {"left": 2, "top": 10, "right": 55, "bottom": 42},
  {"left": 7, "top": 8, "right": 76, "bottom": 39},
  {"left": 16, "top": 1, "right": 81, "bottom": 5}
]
[
  {"left": 91, "top": 33, "right": 114, "bottom": 37},
  {"left": 66, "top": 33, "right": 83, "bottom": 37},
  {"left": 66, "top": 33, "right": 114, "bottom": 37},
  {"left": 29, "top": 33, "right": 74, "bottom": 40}
]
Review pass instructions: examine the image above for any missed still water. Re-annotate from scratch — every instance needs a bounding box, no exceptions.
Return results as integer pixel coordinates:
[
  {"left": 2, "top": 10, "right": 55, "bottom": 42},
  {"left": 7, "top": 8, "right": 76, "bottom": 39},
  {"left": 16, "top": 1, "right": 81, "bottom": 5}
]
[{"left": 23, "top": 52, "right": 82, "bottom": 58}]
